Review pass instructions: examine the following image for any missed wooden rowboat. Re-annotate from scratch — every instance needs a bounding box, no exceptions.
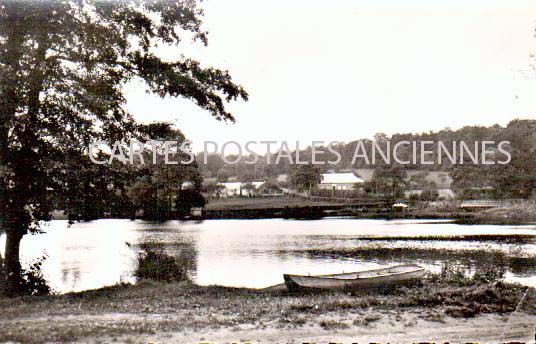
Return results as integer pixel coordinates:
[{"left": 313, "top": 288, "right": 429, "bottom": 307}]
[{"left": 283, "top": 264, "right": 425, "bottom": 291}]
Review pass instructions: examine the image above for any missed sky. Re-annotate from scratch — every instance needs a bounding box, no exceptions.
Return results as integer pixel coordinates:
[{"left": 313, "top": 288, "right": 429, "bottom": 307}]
[{"left": 124, "top": 0, "right": 536, "bottom": 153}]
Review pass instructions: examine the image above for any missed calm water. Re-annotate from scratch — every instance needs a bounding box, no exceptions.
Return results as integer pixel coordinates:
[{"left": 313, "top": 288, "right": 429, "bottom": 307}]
[{"left": 1, "top": 218, "right": 535, "bottom": 293}]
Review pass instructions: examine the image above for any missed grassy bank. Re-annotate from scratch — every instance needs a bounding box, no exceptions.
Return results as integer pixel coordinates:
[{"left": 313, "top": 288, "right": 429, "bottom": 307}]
[
  {"left": 204, "top": 196, "right": 339, "bottom": 210},
  {"left": 53, "top": 196, "right": 536, "bottom": 224},
  {"left": 202, "top": 203, "right": 536, "bottom": 224},
  {"left": 462, "top": 203, "right": 536, "bottom": 224},
  {"left": 204, "top": 196, "right": 478, "bottom": 222},
  {"left": 1, "top": 272, "right": 535, "bottom": 343}
]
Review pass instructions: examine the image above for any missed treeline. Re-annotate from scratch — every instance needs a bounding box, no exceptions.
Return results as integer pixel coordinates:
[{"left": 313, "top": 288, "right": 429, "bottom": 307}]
[
  {"left": 197, "top": 119, "right": 536, "bottom": 199},
  {"left": 51, "top": 123, "right": 205, "bottom": 221}
]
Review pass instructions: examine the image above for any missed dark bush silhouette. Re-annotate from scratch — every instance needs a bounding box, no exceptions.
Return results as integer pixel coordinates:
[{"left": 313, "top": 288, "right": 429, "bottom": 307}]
[{"left": 135, "top": 248, "right": 187, "bottom": 282}]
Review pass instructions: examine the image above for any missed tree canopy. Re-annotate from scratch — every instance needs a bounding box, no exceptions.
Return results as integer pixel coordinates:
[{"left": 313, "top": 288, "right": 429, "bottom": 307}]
[{"left": 0, "top": 0, "right": 247, "bottom": 295}]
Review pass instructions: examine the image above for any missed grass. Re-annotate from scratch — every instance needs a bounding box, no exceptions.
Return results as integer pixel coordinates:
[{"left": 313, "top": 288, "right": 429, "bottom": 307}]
[
  {"left": 461, "top": 204, "right": 536, "bottom": 224},
  {"left": 1, "top": 270, "right": 535, "bottom": 343},
  {"left": 204, "top": 196, "right": 338, "bottom": 210}
]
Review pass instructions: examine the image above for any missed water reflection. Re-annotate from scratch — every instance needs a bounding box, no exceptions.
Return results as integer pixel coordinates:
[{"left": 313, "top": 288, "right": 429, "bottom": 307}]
[
  {"left": 0, "top": 218, "right": 534, "bottom": 293},
  {"left": 0, "top": 220, "right": 139, "bottom": 293}
]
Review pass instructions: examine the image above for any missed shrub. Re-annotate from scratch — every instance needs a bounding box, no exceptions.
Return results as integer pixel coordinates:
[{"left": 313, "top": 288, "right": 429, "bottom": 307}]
[
  {"left": 0, "top": 254, "right": 51, "bottom": 296},
  {"left": 21, "top": 255, "right": 52, "bottom": 296},
  {"left": 471, "top": 262, "right": 506, "bottom": 284},
  {"left": 135, "top": 247, "right": 188, "bottom": 282},
  {"left": 428, "top": 258, "right": 506, "bottom": 287},
  {"left": 429, "top": 264, "right": 471, "bottom": 286},
  {"left": 0, "top": 255, "right": 52, "bottom": 296}
]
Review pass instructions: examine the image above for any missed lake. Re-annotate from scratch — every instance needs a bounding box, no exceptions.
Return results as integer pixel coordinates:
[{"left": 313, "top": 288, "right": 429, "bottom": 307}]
[{"left": 1, "top": 218, "right": 535, "bottom": 293}]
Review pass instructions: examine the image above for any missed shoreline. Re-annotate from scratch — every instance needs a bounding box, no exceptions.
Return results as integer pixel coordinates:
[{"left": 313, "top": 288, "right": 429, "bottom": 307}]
[
  {"left": 48, "top": 195, "right": 536, "bottom": 225},
  {"left": 201, "top": 196, "right": 536, "bottom": 225},
  {"left": 1, "top": 277, "right": 535, "bottom": 343},
  {"left": 51, "top": 211, "right": 536, "bottom": 225}
]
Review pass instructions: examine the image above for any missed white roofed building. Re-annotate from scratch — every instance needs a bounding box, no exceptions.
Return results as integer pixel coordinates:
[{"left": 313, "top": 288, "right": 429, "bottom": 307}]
[
  {"left": 318, "top": 173, "right": 365, "bottom": 190},
  {"left": 241, "top": 181, "right": 264, "bottom": 197},
  {"left": 220, "top": 182, "right": 243, "bottom": 197}
]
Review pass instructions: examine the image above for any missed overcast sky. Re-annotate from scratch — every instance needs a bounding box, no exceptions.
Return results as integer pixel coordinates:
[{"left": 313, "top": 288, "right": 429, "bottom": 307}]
[{"left": 125, "top": 0, "right": 536, "bottom": 153}]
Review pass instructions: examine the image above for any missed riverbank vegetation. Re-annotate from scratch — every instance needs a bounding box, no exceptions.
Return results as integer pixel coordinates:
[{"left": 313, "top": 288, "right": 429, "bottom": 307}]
[
  {"left": 0, "top": 268, "right": 534, "bottom": 343},
  {"left": 204, "top": 195, "right": 536, "bottom": 224},
  {"left": 468, "top": 203, "right": 536, "bottom": 224},
  {"left": 135, "top": 248, "right": 187, "bottom": 283},
  {"left": 204, "top": 195, "right": 335, "bottom": 210},
  {"left": 134, "top": 240, "right": 196, "bottom": 283}
]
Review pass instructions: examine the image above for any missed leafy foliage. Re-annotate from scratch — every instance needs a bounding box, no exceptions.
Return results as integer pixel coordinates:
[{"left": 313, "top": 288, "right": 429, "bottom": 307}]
[
  {"left": 175, "top": 188, "right": 206, "bottom": 217},
  {"left": 135, "top": 246, "right": 189, "bottom": 282},
  {"left": 429, "top": 259, "right": 506, "bottom": 287},
  {"left": 0, "top": 0, "right": 247, "bottom": 231},
  {"left": 365, "top": 165, "right": 407, "bottom": 197},
  {"left": 0, "top": 0, "right": 247, "bottom": 294},
  {"left": 20, "top": 255, "right": 52, "bottom": 296},
  {"left": 127, "top": 123, "right": 203, "bottom": 220},
  {"left": 289, "top": 164, "right": 321, "bottom": 192},
  {"left": 419, "top": 189, "right": 440, "bottom": 202}
]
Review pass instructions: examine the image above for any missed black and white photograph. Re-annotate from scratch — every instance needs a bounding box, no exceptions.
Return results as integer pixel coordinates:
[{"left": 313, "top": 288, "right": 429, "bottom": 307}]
[{"left": 1, "top": 0, "right": 536, "bottom": 343}]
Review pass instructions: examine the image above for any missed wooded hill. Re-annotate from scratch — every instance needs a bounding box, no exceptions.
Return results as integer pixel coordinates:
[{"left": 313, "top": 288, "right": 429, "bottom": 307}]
[{"left": 197, "top": 119, "right": 536, "bottom": 199}]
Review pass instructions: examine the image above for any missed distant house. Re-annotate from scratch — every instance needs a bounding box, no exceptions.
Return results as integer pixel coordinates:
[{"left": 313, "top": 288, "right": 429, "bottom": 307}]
[
  {"left": 241, "top": 181, "right": 264, "bottom": 197},
  {"left": 201, "top": 179, "right": 224, "bottom": 198},
  {"left": 251, "top": 181, "right": 264, "bottom": 189},
  {"left": 220, "top": 182, "right": 243, "bottom": 197},
  {"left": 257, "top": 181, "right": 285, "bottom": 196},
  {"left": 216, "top": 181, "right": 271, "bottom": 197},
  {"left": 318, "top": 173, "right": 365, "bottom": 190}
]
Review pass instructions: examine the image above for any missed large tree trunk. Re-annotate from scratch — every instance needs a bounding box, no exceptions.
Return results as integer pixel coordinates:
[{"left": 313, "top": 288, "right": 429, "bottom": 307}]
[
  {"left": 0, "top": 6, "right": 25, "bottom": 296},
  {"left": 1, "top": 23, "right": 48, "bottom": 295},
  {"left": 3, "top": 229, "right": 24, "bottom": 296},
  {"left": 2, "top": 195, "right": 27, "bottom": 296}
]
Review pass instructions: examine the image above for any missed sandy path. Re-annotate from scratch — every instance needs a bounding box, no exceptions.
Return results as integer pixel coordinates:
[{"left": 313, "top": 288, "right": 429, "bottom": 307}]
[{"left": 68, "top": 312, "right": 535, "bottom": 344}]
